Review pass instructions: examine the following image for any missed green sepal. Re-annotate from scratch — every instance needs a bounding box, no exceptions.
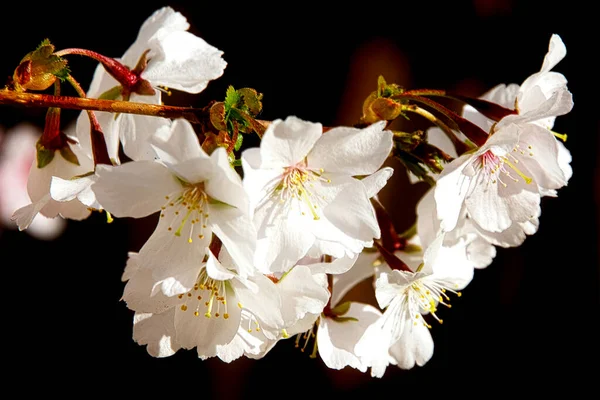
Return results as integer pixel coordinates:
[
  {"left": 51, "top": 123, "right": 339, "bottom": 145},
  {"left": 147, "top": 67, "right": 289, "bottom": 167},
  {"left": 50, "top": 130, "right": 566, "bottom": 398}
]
[
  {"left": 99, "top": 85, "right": 123, "bottom": 100},
  {"left": 331, "top": 316, "right": 359, "bottom": 323},
  {"left": 35, "top": 142, "right": 55, "bottom": 168},
  {"left": 59, "top": 145, "right": 80, "bottom": 166},
  {"left": 330, "top": 301, "right": 351, "bottom": 317},
  {"left": 234, "top": 131, "right": 244, "bottom": 151}
]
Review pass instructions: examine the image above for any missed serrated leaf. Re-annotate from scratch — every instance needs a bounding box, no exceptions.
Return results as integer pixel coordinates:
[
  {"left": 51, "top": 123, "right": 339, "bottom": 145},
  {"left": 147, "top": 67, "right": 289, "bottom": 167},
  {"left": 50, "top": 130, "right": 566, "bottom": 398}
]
[
  {"left": 224, "top": 85, "right": 240, "bottom": 111},
  {"left": 238, "top": 87, "right": 263, "bottom": 116}
]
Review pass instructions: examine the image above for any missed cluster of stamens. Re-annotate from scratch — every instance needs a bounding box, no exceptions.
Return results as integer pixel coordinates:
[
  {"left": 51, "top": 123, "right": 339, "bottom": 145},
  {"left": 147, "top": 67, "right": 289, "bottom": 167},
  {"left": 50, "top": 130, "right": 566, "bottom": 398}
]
[
  {"left": 294, "top": 320, "right": 319, "bottom": 358},
  {"left": 478, "top": 144, "right": 534, "bottom": 188},
  {"left": 160, "top": 184, "right": 210, "bottom": 243},
  {"left": 407, "top": 278, "right": 462, "bottom": 328},
  {"left": 178, "top": 268, "right": 229, "bottom": 319},
  {"left": 271, "top": 162, "right": 331, "bottom": 220}
]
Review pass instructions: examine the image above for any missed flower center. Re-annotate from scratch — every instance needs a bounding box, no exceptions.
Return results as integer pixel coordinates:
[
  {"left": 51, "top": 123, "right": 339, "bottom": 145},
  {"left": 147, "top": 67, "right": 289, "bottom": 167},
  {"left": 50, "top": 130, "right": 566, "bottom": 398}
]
[
  {"left": 177, "top": 268, "right": 229, "bottom": 319},
  {"left": 274, "top": 162, "right": 331, "bottom": 220},
  {"left": 478, "top": 147, "right": 533, "bottom": 188},
  {"left": 160, "top": 183, "right": 210, "bottom": 243},
  {"left": 406, "top": 272, "right": 462, "bottom": 328}
]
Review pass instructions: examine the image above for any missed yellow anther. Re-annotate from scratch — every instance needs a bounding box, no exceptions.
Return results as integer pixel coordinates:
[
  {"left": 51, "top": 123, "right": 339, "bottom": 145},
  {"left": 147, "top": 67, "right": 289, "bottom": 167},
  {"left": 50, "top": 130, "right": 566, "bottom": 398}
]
[{"left": 180, "top": 305, "right": 188, "bottom": 311}]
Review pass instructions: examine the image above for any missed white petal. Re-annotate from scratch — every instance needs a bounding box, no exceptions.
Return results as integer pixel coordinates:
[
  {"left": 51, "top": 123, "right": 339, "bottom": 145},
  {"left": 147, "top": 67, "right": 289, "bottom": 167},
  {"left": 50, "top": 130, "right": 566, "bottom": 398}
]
[
  {"left": 308, "top": 253, "right": 359, "bottom": 275},
  {"left": 361, "top": 167, "right": 394, "bottom": 198},
  {"left": 205, "top": 249, "right": 237, "bottom": 281},
  {"left": 138, "top": 208, "right": 210, "bottom": 296},
  {"left": 323, "top": 180, "right": 380, "bottom": 243},
  {"left": 120, "top": 111, "right": 170, "bottom": 161},
  {"left": 277, "top": 265, "right": 330, "bottom": 325},
  {"left": 254, "top": 199, "right": 315, "bottom": 274},
  {"left": 208, "top": 203, "right": 257, "bottom": 278},
  {"left": 434, "top": 154, "right": 472, "bottom": 232},
  {"left": 122, "top": 269, "right": 181, "bottom": 314},
  {"left": 317, "top": 302, "right": 381, "bottom": 372},
  {"left": 122, "top": 251, "right": 140, "bottom": 282},
  {"left": 174, "top": 284, "right": 241, "bottom": 358},
  {"left": 388, "top": 318, "right": 434, "bottom": 369},
  {"left": 206, "top": 147, "right": 249, "bottom": 211},
  {"left": 133, "top": 310, "right": 181, "bottom": 358},
  {"left": 259, "top": 116, "right": 323, "bottom": 168},
  {"left": 144, "top": 31, "right": 226, "bottom": 93},
  {"left": 151, "top": 119, "right": 207, "bottom": 165},
  {"left": 50, "top": 175, "right": 98, "bottom": 208},
  {"left": 11, "top": 195, "right": 50, "bottom": 231},
  {"left": 93, "top": 161, "right": 181, "bottom": 218},
  {"left": 331, "top": 251, "right": 378, "bottom": 307},
  {"left": 233, "top": 274, "right": 283, "bottom": 330},
  {"left": 308, "top": 121, "right": 392, "bottom": 175},
  {"left": 541, "top": 34, "right": 567, "bottom": 73},
  {"left": 517, "top": 125, "right": 567, "bottom": 191}
]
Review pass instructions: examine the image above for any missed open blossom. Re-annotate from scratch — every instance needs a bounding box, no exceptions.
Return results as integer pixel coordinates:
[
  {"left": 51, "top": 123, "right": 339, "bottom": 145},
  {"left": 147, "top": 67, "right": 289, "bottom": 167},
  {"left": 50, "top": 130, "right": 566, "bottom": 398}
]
[
  {"left": 355, "top": 233, "right": 474, "bottom": 376},
  {"left": 469, "top": 34, "right": 572, "bottom": 198},
  {"left": 76, "top": 6, "right": 226, "bottom": 163},
  {"left": 242, "top": 116, "right": 394, "bottom": 274},
  {"left": 254, "top": 260, "right": 383, "bottom": 374},
  {"left": 435, "top": 122, "right": 565, "bottom": 234},
  {"left": 124, "top": 246, "right": 283, "bottom": 360},
  {"left": 92, "top": 118, "right": 255, "bottom": 296},
  {"left": 0, "top": 123, "right": 66, "bottom": 239}
]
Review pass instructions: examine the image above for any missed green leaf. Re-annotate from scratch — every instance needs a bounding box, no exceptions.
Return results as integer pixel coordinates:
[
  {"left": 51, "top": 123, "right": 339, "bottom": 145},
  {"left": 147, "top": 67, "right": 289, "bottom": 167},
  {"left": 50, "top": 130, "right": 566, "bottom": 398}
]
[{"left": 224, "top": 85, "right": 240, "bottom": 111}]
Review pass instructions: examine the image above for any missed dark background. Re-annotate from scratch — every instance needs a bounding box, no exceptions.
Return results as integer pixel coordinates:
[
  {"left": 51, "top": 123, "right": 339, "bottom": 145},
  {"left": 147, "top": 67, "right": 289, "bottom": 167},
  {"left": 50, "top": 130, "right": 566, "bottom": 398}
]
[{"left": 0, "top": 0, "right": 597, "bottom": 396}]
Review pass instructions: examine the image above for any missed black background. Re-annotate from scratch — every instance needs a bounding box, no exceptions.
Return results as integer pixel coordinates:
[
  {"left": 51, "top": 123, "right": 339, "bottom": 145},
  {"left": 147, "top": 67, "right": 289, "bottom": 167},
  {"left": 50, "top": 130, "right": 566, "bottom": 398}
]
[{"left": 0, "top": 0, "right": 597, "bottom": 396}]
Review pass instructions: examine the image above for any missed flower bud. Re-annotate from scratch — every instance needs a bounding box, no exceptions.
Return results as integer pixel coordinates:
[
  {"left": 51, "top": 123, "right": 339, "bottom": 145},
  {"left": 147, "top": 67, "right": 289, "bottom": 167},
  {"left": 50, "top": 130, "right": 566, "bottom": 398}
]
[{"left": 13, "top": 40, "right": 68, "bottom": 92}]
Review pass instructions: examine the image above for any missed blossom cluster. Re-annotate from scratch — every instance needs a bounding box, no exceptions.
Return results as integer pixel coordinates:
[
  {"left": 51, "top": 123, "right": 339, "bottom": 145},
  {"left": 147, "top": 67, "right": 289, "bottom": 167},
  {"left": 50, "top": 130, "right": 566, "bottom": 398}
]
[{"left": 5, "top": 7, "right": 572, "bottom": 377}]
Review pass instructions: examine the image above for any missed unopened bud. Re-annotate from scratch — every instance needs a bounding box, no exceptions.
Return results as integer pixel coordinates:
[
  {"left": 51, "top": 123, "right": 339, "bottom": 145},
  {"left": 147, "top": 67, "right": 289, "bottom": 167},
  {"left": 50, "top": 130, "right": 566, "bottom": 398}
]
[
  {"left": 13, "top": 39, "right": 68, "bottom": 92},
  {"left": 210, "top": 102, "right": 227, "bottom": 131}
]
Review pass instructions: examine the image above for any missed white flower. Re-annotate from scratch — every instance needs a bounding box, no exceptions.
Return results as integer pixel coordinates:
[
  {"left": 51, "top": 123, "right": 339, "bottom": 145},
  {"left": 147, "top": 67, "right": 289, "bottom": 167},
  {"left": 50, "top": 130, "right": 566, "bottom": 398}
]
[
  {"left": 11, "top": 124, "right": 94, "bottom": 231},
  {"left": 76, "top": 6, "right": 226, "bottom": 163},
  {"left": 242, "top": 116, "right": 393, "bottom": 273},
  {"left": 92, "top": 119, "right": 256, "bottom": 296},
  {"left": 0, "top": 123, "right": 66, "bottom": 239},
  {"left": 124, "top": 246, "right": 283, "bottom": 360},
  {"left": 435, "top": 122, "right": 566, "bottom": 234},
  {"left": 462, "top": 34, "right": 572, "bottom": 198},
  {"left": 355, "top": 233, "right": 473, "bottom": 376}
]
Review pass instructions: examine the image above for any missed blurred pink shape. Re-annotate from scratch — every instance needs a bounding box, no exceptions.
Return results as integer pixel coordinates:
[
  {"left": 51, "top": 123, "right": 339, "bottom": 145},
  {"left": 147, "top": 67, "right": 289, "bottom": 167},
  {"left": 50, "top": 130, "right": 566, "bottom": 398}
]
[{"left": 0, "top": 123, "right": 66, "bottom": 240}]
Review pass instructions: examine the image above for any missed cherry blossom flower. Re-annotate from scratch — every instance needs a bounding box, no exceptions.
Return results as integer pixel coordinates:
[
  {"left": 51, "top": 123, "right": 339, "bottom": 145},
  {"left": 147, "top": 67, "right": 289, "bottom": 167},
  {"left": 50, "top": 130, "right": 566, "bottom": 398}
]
[
  {"left": 10, "top": 124, "right": 94, "bottom": 231},
  {"left": 76, "top": 6, "right": 226, "bottom": 163},
  {"left": 92, "top": 118, "right": 255, "bottom": 295},
  {"left": 124, "top": 246, "right": 283, "bottom": 360},
  {"left": 241, "top": 116, "right": 394, "bottom": 274},
  {"left": 355, "top": 233, "right": 473, "bottom": 376}
]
